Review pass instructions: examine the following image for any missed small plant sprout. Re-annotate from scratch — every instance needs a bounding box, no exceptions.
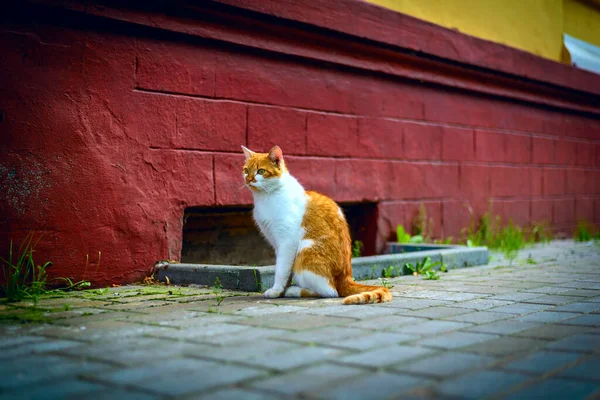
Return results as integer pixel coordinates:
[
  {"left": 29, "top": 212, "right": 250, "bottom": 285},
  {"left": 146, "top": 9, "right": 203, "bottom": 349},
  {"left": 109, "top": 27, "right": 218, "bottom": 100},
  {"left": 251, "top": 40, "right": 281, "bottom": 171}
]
[
  {"left": 212, "top": 277, "right": 224, "bottom": 306},
  {"left": 352, "top": 240, "right": 364, "bottom": 258},
  {"left": 396, "top": 225, "right": 411, "bottom": 243},
  {"left": 380, "top": 277, "right": 394, "bottom": 289},
  {"left": 404, "top": 257, "right": 444, "bottom": 280}
]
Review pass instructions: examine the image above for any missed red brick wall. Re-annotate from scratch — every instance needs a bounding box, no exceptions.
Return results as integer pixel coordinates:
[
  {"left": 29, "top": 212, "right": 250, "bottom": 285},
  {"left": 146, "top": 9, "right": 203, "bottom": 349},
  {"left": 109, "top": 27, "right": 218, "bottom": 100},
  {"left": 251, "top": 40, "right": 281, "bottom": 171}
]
[{"left": 1, "top": 0, "right": 599, "bottom": 285}]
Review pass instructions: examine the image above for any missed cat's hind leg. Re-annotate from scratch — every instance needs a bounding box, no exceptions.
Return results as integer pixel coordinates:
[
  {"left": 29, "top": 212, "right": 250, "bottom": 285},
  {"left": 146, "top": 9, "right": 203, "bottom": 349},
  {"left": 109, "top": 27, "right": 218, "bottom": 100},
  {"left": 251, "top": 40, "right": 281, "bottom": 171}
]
[{"left": 283, "top": 286, "right": 319, "bottom": 298}]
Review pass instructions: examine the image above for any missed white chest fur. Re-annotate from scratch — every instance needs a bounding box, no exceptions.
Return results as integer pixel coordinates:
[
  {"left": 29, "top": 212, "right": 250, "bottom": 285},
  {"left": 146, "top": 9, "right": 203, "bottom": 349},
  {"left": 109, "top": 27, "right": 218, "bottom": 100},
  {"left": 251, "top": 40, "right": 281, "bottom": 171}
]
[{"left": 252, "top": 173, "right": 307, "bottom": 250}]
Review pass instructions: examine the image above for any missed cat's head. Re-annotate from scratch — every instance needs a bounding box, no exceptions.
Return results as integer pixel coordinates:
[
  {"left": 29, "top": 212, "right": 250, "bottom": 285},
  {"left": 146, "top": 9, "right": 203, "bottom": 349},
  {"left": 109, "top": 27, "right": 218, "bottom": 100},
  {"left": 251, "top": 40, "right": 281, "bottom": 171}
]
[{"left": 241, "top": 145, "right": 286, "bottom": 193}]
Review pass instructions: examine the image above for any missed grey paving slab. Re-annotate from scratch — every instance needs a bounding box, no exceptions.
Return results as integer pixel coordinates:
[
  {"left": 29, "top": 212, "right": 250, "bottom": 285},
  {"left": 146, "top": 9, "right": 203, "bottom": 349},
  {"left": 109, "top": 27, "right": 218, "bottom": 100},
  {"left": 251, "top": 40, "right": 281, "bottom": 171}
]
[
  {"left": 436, "top": 370, "right": 529, "bottom": 399},
  {"left": 311, "top": 372, "right": 432, "bottom": 400},
  {"left": 559, "top": 289, "right": 600, "bottom": 297},
  {"left": 522, "top": 295, "right": 581, "bottom": 306},
  {"left": 513, "top": 324, "right": 595, "bottom": 340},
  {"left": 489, "top": 303, "right": 552, "bottom": 315},
  {"left": 347, "top": 315, "right": 429, "bottom": 330},
  {"left": 236, "top": 313, "right": 356, "bottom": 330},
  {"left": 444, "top": 311, "right": 513, "bottom": 324},
  {"left": 280, "top": 326, "right": 367, "bottom": 344},
  {"left": 546, "top": 333, "right": 600, "bottom": 353},
  {"left": 250, "top": 363, "right": 363, "bottom": 395},
  {"left": 239, "top": 346, "right": 344, "bottom": 371},
  {"left": 502, "top": 351, "right": 581, "bottom": 374},
  {"left": 451, "top": 299, "right": 514, "bottom": 310},
  {"left": 0, "top": 378, "right": 108, "bottom": 400},
  {"left": 487, "top": 292, "right": 546, "bottom": 302},
  {"left": 395, "top": 352, "right": 497, "bottom": 378},
  {"left": 339, "top": 344, "right": 435, "bottom": 368},
  {"left": 393, "top": 320, "right": 473, "bottom": 336},
  {"left": 464, "top": 320, "right": 540, "bottom": 335},
  {"left": 379, "top": 298, "right": 449, "bottom": 310},
  {"left": 504, "top": 378, "right": 600, "bottom": 400},
  {"left": 325, "top": 331, "right": 414, "bottom": 350},
  {"left": 195, "top": 388, "right": 280, "bottom": 400},
  {"left": 418, "top": 331, "right": 498, "bottom": 350},
  {"left": 553, "top": 301, "right": 600, "bottom": 313},
  {"left": 0, "top": 339, "right": 85, "bottom": 360},
  {"left": 557, "top": 314, "right": 600, "bottom": 327},
  {"left": 516, "top": 311, "right": 580, "bottom": 323},
  {"left": 461, "top": 336, "right": 548, "bottom": 356},
  {"left": 558, "top": 357, "right": 600, "bottom": 382}
]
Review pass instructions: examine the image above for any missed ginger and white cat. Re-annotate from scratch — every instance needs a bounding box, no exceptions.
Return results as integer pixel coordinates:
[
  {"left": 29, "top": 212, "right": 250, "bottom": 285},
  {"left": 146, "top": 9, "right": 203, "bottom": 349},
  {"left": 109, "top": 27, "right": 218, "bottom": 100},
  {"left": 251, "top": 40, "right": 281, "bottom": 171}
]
[{"left": 242, "top": 145, "right": 391, "bottom": 304}]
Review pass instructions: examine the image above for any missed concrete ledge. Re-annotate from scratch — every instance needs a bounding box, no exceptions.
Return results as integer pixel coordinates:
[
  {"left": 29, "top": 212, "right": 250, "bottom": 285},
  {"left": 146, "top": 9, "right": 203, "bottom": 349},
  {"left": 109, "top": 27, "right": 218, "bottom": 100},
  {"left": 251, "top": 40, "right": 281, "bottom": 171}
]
[{"left": 155, "top": 246, "right": 489, "bottom": 291}]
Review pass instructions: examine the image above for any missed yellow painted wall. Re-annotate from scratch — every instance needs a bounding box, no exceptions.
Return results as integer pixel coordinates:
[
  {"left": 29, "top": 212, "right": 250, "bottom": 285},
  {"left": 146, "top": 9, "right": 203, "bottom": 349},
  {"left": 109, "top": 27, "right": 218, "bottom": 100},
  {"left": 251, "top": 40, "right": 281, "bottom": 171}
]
[
  {"left": 368, "top": 0, "right": 600, "bottom": 62},
  {"left": 564, "top": 0, "right": 600, "bottom": 47}
]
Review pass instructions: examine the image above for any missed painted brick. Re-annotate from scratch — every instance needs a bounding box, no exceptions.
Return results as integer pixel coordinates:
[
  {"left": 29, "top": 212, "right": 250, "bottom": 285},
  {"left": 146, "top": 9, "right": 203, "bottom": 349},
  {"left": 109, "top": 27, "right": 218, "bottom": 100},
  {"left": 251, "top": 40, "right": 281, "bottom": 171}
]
[
  {"left": 442, "top": 201, "right": 472, "bottom": 238},
  {"left": 575, "top": 198, "right": 594, "bottom": 222},
  {"left": 306, "top": 113, "right": 358, "bottom": 156},
  {"left": 125, "top": 92, "right": 177, "bottom": 148},
  {"left": 136, "top": 38, "right": 216, "bottom": 96},
  {"left": 403, "top": 122, "right": 442, "bottom": 160},
  {"left": 335, "top": 159, "right": 388, "bottom": 202},
  {"left": 490, "top": 167, "right": 530, "bottom": 197},
  {"left": 576, "top": 142, "right": 594, "bottom": 166},
  {"left": 377, "top": 202, "right": 412, "bottom": 250},
  {"left": 459, "top": 165, "right": 491, "bottom": 201},
  {"left": 531, "top": 200, "right": 553, "bottom": 223},
  {"left": 494, "top": 200, "right": 530, "bottom": 227},
  {"left": 214, "top": 154, "right": 253, "bottom": 206},
  {"left": 505, "top": 134, "right": 531, "bottom": 163},
  {"left": 286, "top": 156, "right": 335, "bottom": 198},
  {"left": 596, "top": 198, "right": 600, "bottom": 222},
  {"left": 177, "top": 99, "right": 246, "bottom": 152},
  {"left": 145, "top": 150, "right": 214, "bottom": 206},
  {"left": 475, "top": 130, "right": 505, "bottom": 162},
  {"left": 566, "top": 169, "right": 587, "bottom": 195},
  {"left": 391, "top": 163, "right": 459, "bottom": 199},
  {"left": 553, "top": 199, "right": 575, "bottom": 226},
  {"left": 441, "top": 126, "right": 474, "bottom": 161},
  {"left": 532, "top": 137, "right": 555, "bottom": 164},
  {"left": 596, "top": 144, "right": 600, "bottom": 167},
  {"left": 248, "top": 106, "right": 307, "bottom": 155},
  {"left": 555, "top": 139, "right": 578, "bottom": 165},
  {"left": 530, "top": 168, "right": 543, "bottom": 196},
  {"left": 357, "top": 118, "right": 403, "bottom": 159},
  {"left": 543, "top": 168, "right": 566, "bottom": 196}
]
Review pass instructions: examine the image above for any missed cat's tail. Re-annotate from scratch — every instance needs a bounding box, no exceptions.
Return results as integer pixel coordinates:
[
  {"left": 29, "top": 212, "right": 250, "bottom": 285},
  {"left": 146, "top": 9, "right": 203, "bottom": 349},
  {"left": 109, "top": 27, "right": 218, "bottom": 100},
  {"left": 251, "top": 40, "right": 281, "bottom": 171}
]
[{"left": 338, "top": 279, "right": 392, "bottom": 305}]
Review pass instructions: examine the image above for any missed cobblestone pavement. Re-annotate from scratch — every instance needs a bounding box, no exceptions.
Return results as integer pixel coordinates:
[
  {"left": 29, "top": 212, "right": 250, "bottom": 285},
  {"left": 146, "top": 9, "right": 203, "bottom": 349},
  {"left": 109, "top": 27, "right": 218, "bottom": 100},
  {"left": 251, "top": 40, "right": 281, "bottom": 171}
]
[{"left": 1, "top": 240, "right": 599, "bottom": 399}]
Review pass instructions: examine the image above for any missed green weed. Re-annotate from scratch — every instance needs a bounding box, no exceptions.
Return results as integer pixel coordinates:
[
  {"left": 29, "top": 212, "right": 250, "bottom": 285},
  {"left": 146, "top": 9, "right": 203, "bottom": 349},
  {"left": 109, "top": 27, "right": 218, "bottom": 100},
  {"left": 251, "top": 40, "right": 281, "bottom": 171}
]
[
  {"left": 380, "top": 277, "right": 394, "bottom": 289},
  {"left": 574, "top": 221, "right": 598, "bottom": 242},
  {"left": 212, "top": 277, "right": 224, "bottom": 306},
  {"left": 396, "top": 225, "right": 411, "bottom": 243},
  {"left": 404, "top": 257, "right": 446, "bottom": 280},
  {"left": 253, "top": 268, "right": 265, "bottom": 293},
  {"left": 352, "top": 240, "right": 364, "bottom": 258}
]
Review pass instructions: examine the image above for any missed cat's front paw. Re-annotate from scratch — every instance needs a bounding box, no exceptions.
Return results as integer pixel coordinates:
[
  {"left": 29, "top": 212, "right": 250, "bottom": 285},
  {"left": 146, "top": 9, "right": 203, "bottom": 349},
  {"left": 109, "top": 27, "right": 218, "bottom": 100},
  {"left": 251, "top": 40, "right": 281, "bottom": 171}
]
[{"left": 264, "top": 285, "right": 284, "bottom": 299}]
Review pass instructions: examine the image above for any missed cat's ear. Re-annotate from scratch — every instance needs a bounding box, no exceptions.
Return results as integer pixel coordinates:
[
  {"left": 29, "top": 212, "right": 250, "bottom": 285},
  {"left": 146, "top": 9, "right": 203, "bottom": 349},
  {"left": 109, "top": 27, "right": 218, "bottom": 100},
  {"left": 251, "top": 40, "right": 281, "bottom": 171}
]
[
  {"left": 268, "top": 145, "right": 283, "bottom": 167},
  {"left": 241, "top": 145, "right": 255, "bottom": 160}
]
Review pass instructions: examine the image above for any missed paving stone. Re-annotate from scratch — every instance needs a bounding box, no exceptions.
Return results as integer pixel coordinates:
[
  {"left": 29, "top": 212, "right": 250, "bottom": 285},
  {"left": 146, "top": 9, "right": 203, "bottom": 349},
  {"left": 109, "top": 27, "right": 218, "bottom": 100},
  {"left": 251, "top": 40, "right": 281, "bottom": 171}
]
[
  {"left": 281, "top": 326, "right": 366, "bottom": 344},
  {"left": 556, "top": 281, "right": 600, "bottom": 289},
  {"left": 558, "top": 357, "right": 600, "bottom": 381},
  {"left": 517, "top": 311, "right": 580, "bottom": 323},
  {"left": 339, "top": 345, "right": 434, "bottom": 368},
  {"left": 311, "top": 372, "right": 432, "bottom": 400},
  {"left": 513, "top": 324, "right": 596, "bottom": 340},
  {"left": 325, "top": 331, "right": 414, "bottom": 350},
  {"left": 96, "top": 358, "right": 265, "bottom": 395},
  {"left": 504, "top": 378, "right": 599, "bottom": 400},
  {"left": 552, "top": 302, "right": 600, "bottom": 313},
  {"left": 236, "top": 314, "right": 356, "bottom": 330},
  {"left": 401, "top": 306, "right": 473, "bottom": 319},
  {"left": 0, "top": 338, "right": 84, "bottom": 360},
  {"left": 380, "top": 298, "right": 449, "bottom": 310},
  {"left": 462, "top": 336, "right": 548, "bottom": 356},
  {"left": 557, "top": 314, "right": 600, "bottom": 327},
  {"left": 546, "top": 333, "right": 600, "bottom": 353},
  {"left": 464, "top": 320, "right": 539, "bottom": 335},
  {"left": 436, "top": 370, "right": 529, "bottom": 399},
  {"left": 487, "top": 292, "right": 545, "bottom": 302},
  {"left": 559, "top": 289, "right": 600, "bottom": 298},
  {"left": 395, "top": 352, "right": 496, "bottom": 378},
  {"left": 0, "top": 378, "right": 107, "bottom": 400},
  {"left": 240, "top": 346, "right": 343, "bottom": 371},
  {"left": 522, "top": 295, "right": 580, "bottom": 306},
  {"left": 503, "top": 351, "right": 581, "bottom": 374},
  {"left": 348, "top": 315, "right": 429, "bottom": 331},
  {"left": 393, "top": 320, "right": 473, "bottom": 336},
  {"left": 0, "top": 355, "right": 111, "bottom": 390},
  {"left": 583, "top": 296, "right": 600, "bottom": 303},
  {"left": 489, "top": 303, "right": 551, "bottom": 315},
  {"left": 299, "top": 304, "right": 400, "bottom": 319},
  {"left": 524, "top": 286, "right": 573, "bottom": 295},
  {"left": 187, "top": 338, "right": 296, "bottom": 366},
  {"left": 250, "top": 363, "right": 363, "bottom": 395},
  {"left": 65, "top": 388, "right": 160, "bottom": 400},
  {"left": 0, "top": 335, "right": 46, "bottom": 349},
  {"left": 451, "top": 299, "right": 514, "bottom": 310},
  {"left": 196, "top": 388, "right": 279, "bottom": 400},
  {"left": 418, "top": 332, "right": 498, "bottom": 350},
  {"left": 444, "top": 311, "right": 513, "bottom": 324}
]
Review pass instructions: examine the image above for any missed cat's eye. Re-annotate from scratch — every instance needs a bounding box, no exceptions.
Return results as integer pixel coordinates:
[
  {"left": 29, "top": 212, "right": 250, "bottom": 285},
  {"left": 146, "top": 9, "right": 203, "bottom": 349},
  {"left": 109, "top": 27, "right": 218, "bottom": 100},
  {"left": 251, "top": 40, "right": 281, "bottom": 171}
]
[
  {"left": 243, "top": 168, "right": 249, "bottom": 174},
  {"left": 257, "top": 169, "right": 265, "bottom": 175}
]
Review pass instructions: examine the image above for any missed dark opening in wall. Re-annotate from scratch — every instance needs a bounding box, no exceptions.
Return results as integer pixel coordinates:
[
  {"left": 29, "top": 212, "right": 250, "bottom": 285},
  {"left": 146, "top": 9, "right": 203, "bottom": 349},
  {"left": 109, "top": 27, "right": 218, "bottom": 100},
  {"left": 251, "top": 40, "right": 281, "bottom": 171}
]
[{"left": 181, "top": 202, "right": 378, "bottom": 265}]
